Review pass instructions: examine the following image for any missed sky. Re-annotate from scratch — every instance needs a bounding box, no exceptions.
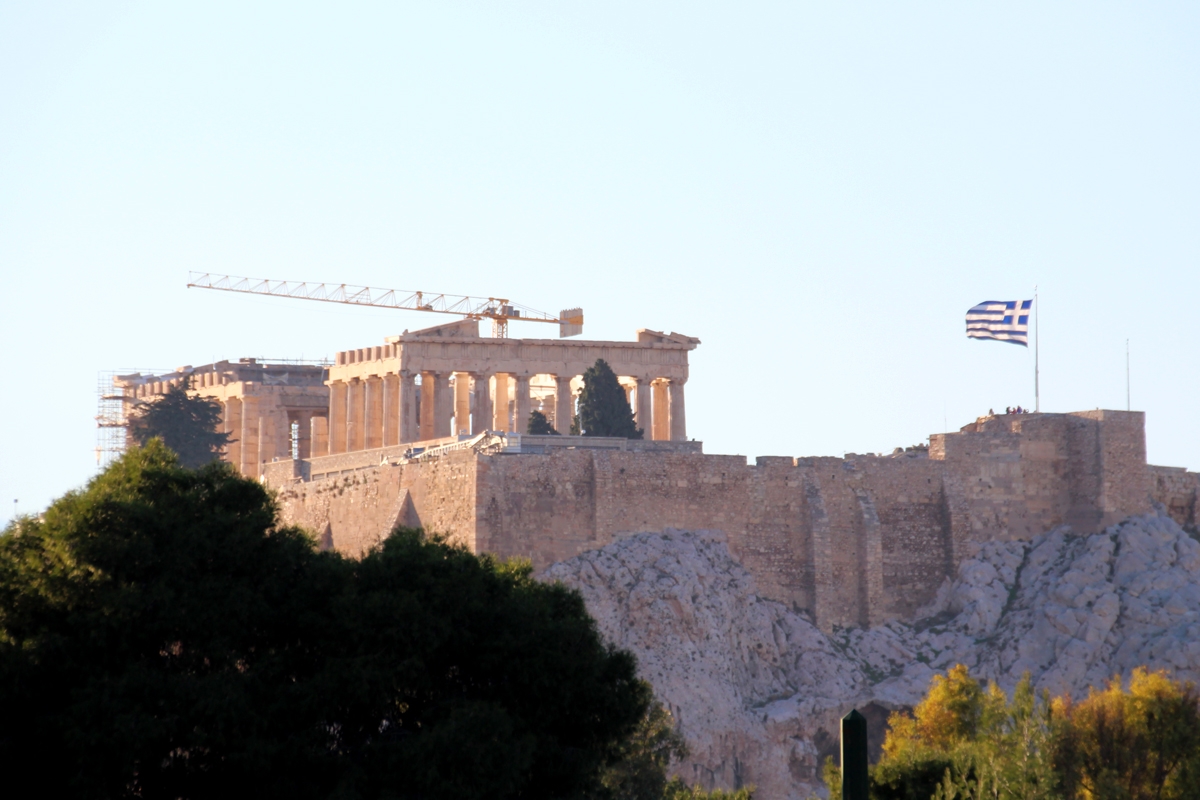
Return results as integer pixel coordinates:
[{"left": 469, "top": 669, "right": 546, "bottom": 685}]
[{"left": 2, "top": 2, "right": 1197, "bottom": 523}]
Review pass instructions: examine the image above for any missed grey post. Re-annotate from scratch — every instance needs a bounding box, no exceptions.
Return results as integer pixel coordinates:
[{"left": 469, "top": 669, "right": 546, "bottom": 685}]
[{"left": 841, "top": 708, "right": 868, "bottom": 800}]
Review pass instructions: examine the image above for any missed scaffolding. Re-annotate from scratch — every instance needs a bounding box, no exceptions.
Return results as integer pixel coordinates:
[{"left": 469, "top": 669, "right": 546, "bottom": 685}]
[
  {"left": 96, "top": 371, "right": 129, "bottom": 466},
  {"left": 95, "top": 359, "right": 332, "bottom": 466},
  {"left": 95, "top": 369, "right": 164, "bottom": 467}
]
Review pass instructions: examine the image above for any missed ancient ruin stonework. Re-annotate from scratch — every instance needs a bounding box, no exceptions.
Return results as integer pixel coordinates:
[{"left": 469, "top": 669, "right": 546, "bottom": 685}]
[
  {"left": 115, "top": 321, "right": 701, "bottom": 476},
  {"left": 269, "top": 408, "right": 1200, "bottom": 632}
]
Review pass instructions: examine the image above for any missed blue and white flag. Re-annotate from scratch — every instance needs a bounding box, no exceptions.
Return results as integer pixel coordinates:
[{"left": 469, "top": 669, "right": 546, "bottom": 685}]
[{"left": 966, "top": 300, "right": 1032, "bottom": 347}]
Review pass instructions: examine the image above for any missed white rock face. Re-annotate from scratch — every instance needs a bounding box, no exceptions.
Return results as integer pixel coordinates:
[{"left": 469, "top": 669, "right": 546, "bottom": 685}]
[{"left": 542, "top": 514, "right": 1200, "bottom": 799}]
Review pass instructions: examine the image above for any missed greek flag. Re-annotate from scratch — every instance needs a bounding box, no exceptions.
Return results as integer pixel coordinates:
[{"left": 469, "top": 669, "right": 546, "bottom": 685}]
[{"left": 966, "top": 300, "right": 1032, "bottom": 347}]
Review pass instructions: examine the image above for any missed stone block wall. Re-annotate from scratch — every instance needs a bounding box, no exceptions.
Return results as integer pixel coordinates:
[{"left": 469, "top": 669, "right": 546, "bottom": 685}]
[
  {"left": 1151, "top": 465, "right": 1199, "bottom": 529},
  {"left": 270, "top": 409, "right": 1190, "bottom": 631}
]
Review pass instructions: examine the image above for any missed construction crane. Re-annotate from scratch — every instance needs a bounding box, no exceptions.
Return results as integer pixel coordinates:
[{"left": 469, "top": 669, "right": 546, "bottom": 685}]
[{"left": 186, "top": 272, "right": 584, "bottom": 339}]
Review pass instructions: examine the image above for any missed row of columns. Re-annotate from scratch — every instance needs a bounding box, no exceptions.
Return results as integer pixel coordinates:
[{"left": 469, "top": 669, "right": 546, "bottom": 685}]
[
  {"left": 221, "top": 397, "right": 327, "bottom": 476},
  {"left": 316, "top": 371, "right": 687, "bottom": 457}
]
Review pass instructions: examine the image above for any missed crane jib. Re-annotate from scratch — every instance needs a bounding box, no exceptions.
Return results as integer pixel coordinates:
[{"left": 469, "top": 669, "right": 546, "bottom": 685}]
[{"left": 186, "top": 272, "right": 583, "bottom": 338}]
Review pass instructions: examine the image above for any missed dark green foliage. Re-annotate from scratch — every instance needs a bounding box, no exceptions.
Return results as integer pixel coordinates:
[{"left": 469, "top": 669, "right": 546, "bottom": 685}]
[
  {"left": 577, "top": 359, "right": 642, "bottom": 439},
  {"left": 127, "top": 382, "right": 232, "bottom": 468},
  {"left": 527, "top": 409, "right": 560, "bottom": 435},
  {"left": 591, "top": 701, "right": 689, "bottom": 800},
  {"left": 870, "top": 752, "right": 960, "bottom": 800},
  {"left": 0, "top": 442, "right": 650, "bottom": 799}
]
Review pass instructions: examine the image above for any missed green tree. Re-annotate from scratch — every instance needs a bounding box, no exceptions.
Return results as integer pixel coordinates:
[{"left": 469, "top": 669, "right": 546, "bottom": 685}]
[
  {"left": 0, "top": 442, "right": 650, "bottom": 799},
  {"left": 577, "top": 359, "right": 642, "bottom": 439},
  {"left": 590, "top": 700, "right": 689, "bottom": 800},
  {"left": 527, "top": 409, "right": 561, "bottom": 435},
  {"left": 661, "top": 779, "right": 755, "bottom": 799},
  {"left": 127, "top": 381, "right": 232, "bottom": 468},
  {"left": 870, "top": 666, "right": 1059, "bottom": 800}
]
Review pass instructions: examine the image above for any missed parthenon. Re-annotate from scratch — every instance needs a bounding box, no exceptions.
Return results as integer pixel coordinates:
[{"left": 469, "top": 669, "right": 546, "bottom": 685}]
[{"left": 113, "top": 320, "right": 701, "bottom": 477}]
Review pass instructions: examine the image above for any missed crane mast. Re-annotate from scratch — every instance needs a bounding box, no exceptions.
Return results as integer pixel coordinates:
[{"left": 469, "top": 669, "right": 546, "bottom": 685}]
[{"left": 186, "top": 272, "right": 583, "bottom": 338}]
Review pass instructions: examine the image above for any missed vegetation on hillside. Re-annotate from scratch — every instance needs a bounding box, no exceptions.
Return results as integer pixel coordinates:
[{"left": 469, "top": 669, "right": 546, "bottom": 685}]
[
  {"left": 576, "top": 359, "right": 643, "bottom": 439},
  {"left": 823, "top": 663, "right": 1200, "bottom": 800},
  {"left": 127, "top": 381, "right": 232, "bottom": 468}
]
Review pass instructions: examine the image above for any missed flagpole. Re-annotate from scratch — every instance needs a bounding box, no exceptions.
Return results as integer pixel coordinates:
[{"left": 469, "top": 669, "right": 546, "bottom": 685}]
[
  {"left": 1126, "top": 339, "right": 1130, "bottom": 411},
  {"left": 1034, "top": 287, "right": 1040, "bottom": 413}
]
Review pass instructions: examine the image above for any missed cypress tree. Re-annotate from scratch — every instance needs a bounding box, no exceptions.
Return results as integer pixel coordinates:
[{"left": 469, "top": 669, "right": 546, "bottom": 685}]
[{"left": 576, "top": 359, "right": 643, "bottom": 439}]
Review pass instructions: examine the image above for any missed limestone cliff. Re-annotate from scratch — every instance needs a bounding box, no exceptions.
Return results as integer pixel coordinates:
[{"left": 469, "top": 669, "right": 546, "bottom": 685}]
[{"left": 543, "top": 513, "right": 1200, "bottom": 799}]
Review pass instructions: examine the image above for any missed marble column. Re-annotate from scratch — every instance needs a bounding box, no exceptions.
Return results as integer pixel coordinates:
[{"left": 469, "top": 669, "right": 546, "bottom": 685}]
[
  {"left": 514, "top": 374, "right": 531, "bottom": 435},
  {"left": 434, "top": 372, "right": 453, "bottom": 439},
  {"left": 224, "top": 398, "right": 243, "bottom": 470},
  {"left": 652, "top": 380, "right": 669, "bottom": 441},
  {"left": 493, "top": 373, "right": 511, "bottom": 431},
  {"left": 310, "top": 414, "right": 329, "bottom": 457},
  {"left": 382, "top": 373, "right": 399, "bottom": 447},
  {"left": 454, "top": 372, "right": 472, "bottom": 436},
  {"left": 347, "top": 379, "right": 365, "bottom": 452},
  {"left": 669, "top": 379, "right": 687, "bottom": 441},
  {"left": 240, "top": 396, "right": 260, "bottom": 475},
  {"left": 555, "top": 374, "right": 573, "bottom": 435},
  {"left": 328, "top": 381, "right": 348, "bottom": 454},
  {"left": 399, "top": 371, "right": 418, "bottom": 443},
  {"left": 258, "top": 409, "right": 280, "bottom": 466},
  {"left": 473, "top": 373, "right": 493, "bottom": 433},
  {"left": 634, "top": 377, "right": 652, "bottom": 439},
  {"left": 418, "top": 373, "right": 434, "bottom": 441},
  {"left": 365, "top": 376, "right": 383, "bottom": 449}
]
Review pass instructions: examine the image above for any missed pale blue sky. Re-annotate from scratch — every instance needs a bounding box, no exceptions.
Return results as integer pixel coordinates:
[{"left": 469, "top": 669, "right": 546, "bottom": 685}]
[{"left": 2, "top": 2, "right": 1197, "bottom": 523}]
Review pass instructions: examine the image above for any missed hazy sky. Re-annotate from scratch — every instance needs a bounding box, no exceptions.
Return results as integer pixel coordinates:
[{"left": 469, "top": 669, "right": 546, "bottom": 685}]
[{"left": 2, "top": 2, "right": 1197, "bottom": 523}]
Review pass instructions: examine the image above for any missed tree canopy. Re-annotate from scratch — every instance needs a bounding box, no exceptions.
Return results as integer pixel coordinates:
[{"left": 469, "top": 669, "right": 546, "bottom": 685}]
[
  {"left": 576, "top": 359, "right": 642, "bottom": 439},
  {"left": 527, "top": 409, "right": 561, "bottom": 435},
  {"left": 827, "top": 663, "right": 1200, "bottom": 800},
  {"left": 127, "top": 382, "right": 232, "bottom": 468},
  {"left": 0, "top": 442, "right": 651, "bottom": 799}
]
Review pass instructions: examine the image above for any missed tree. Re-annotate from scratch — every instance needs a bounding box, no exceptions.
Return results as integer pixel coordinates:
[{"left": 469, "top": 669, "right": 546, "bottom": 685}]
[
  {"left": 127, "top": 381, "right": 232, "bottom": 468},
  {"left": 871, "top": 666, "right": 1058, "bottom": 800},
  {"left": 577, "top": 359, "right": 642, "bottom": 439},
  {"left": 859, "top": 663, "right": 1200, "bottom": 800},
  {"left": 590, "top": 701, "right": 688, "bottom": 800},
  {"left": 527, "top": 409, "right": 561, "bottom": 435},
  {"left": 0, "top": 442, "right": 651, "bottom": 799},
  {"left": 1052, "top": 668, "right": 1200, "bottom": 800},
  {"left": 661, "top": 779, "right": 755, "bottom": 799}
]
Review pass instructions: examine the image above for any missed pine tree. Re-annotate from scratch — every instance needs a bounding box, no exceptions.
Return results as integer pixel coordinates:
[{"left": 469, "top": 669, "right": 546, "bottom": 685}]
[
  {"left": 576, "top": 359, "right": 643, "bottom": 439},
  {"left": 0, "top": 442, "right": 652, "bottom": 798},
  {"left": 128, "top": 381, "right": 232, "bottom": 468}
]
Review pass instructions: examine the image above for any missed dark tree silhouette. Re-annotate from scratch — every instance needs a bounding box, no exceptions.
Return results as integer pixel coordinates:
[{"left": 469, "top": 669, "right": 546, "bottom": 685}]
[
  {"left": 127, "top": 381, "right": 232, "bottom": 468},
  {"left": 577, "top": 359, "right": 643, "bottom": 439},
  {"left": 0, "top": 442, "right": 650, "bottom": 799},
  {"left": 527, "top": 409, "right": 560, "bottom": 435}
]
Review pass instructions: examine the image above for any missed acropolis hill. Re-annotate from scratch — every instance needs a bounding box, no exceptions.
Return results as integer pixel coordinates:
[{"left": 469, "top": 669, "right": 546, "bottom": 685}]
[{"left": 113, "top": 319, "right": 1200, "bottom": 632}]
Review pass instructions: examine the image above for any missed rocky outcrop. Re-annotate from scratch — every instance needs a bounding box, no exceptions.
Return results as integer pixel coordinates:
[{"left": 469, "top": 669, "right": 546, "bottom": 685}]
[{"left": 543, "top": 514, "right": 1200, "bottom": 799}]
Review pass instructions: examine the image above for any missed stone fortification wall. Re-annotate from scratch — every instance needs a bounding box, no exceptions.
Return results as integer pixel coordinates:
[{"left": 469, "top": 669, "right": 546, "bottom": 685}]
[
  {"left": 270, "top": 409, "right": 1194, "bottom": 631},
  {"left": 275, "top": 454, "right": 480, "bottom": 558},
  {"left": 1151, "top": 465, "right": 1199, "bottom": 529}
]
